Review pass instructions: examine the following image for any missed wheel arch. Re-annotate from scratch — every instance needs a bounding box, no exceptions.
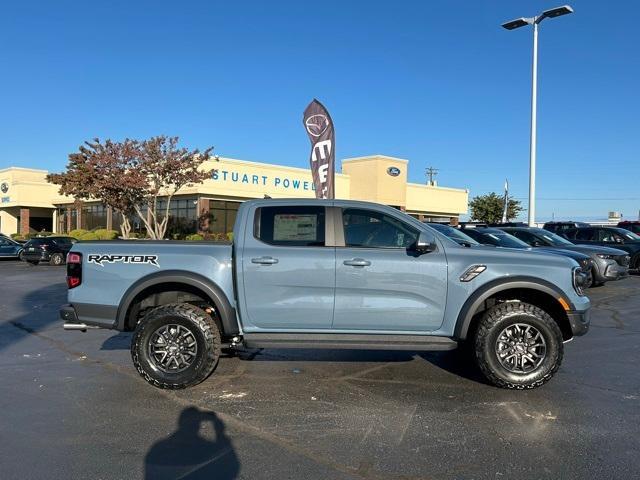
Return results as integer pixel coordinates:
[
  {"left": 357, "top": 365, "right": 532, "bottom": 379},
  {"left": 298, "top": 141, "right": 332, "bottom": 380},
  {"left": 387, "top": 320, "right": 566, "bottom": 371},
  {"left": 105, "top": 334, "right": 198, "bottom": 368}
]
[
  {"left": 116, "top": 270, "right": 238, "bottom": 336},
  {"left": 454, "top": 276, "right": 575, "bottom": 342}
]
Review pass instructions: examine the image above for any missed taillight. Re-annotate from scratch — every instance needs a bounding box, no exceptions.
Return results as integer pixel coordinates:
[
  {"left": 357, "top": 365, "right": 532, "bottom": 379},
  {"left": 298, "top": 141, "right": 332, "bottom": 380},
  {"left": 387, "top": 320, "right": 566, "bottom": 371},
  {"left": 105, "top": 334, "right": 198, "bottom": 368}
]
[{"left": 66, "top": 252, "right": 82, "bottom": 289}]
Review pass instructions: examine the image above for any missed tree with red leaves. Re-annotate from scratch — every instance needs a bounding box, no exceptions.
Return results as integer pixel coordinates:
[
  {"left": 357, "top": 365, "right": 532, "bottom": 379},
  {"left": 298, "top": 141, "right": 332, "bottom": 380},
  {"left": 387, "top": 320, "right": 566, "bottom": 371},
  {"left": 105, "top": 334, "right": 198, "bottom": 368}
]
[{"left": 48, "top": 136, "right": 213, "bottom": 239}]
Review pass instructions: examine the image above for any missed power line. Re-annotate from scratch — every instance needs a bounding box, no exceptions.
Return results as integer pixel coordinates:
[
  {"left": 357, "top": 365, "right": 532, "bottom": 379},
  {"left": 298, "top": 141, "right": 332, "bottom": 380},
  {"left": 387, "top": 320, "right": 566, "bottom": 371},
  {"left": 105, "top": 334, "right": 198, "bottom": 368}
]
[{"left": 425, "top": 167, "right": 438, "bottom": 185}]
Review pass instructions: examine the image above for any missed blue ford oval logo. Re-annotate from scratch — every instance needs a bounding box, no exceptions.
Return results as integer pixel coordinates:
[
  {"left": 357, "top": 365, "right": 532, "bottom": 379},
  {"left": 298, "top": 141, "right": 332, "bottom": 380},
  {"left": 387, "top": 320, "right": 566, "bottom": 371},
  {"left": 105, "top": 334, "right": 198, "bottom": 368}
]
[{"left": 387, "top": 167, "right": 401, "bottom": 177}]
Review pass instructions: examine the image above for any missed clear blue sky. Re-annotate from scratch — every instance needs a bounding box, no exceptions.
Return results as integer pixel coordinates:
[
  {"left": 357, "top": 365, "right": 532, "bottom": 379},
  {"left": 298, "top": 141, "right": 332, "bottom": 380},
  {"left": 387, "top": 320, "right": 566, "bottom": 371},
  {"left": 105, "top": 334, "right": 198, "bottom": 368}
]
[{"left": 1, "top": 0, "right": 638, "bottom": 221}]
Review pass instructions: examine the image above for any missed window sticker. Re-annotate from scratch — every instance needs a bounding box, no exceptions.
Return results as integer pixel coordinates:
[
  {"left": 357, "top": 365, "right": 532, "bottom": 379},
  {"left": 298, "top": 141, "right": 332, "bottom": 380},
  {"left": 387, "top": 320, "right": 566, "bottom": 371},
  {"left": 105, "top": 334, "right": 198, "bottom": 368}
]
[{"left": 273, "top": 214, "right": 317, "bottom": 241}]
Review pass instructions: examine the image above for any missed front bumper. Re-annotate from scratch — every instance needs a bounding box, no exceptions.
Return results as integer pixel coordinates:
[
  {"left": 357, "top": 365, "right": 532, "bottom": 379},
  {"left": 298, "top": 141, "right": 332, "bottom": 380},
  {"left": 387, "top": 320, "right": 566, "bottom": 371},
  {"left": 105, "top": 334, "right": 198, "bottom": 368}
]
[
  {"left": 567, "top": 309, "right": 590, "bottom": 337},
  {"left": 593, "top": 258, "right": 629, "bottom": 282}
]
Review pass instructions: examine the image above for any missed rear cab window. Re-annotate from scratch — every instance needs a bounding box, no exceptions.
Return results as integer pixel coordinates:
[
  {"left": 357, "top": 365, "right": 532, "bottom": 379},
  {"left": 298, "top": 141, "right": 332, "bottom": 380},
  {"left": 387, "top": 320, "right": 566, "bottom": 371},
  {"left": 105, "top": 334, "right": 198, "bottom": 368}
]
[{"left": 254, "top": 206, "right": 325, "bottom": 247}]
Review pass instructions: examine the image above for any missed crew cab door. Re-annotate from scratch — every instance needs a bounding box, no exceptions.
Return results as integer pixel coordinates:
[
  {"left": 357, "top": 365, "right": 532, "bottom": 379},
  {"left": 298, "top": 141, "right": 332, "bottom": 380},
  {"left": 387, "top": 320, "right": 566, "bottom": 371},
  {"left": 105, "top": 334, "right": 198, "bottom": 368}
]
[
  {"left": 332, "top": 207, "right": 447, "bottom": 332},
  {"left": 238, "top": 204, "right": 335, "bottom": 331}
]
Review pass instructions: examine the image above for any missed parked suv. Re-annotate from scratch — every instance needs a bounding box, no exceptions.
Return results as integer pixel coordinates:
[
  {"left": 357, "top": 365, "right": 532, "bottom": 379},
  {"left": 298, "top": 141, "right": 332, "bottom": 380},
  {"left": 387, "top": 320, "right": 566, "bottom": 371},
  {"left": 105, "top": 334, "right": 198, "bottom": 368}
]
[
  {"left": 498, "top": 227, "right": 629, "bottom": 285},
  {"left": 543, "top": 221, "right": 591, "bottom": 237},
  {"left": 618, "top": 221, "right": 640, "bottom": 235},
  {"left": 22, "top": 236, "right": 76, "bottom": 266},
  {"left": 565, "top": 227, "right": 640, "bottom": 270},
  {"left": 460, "top": 227, "right": 595, "bottom": 287}
]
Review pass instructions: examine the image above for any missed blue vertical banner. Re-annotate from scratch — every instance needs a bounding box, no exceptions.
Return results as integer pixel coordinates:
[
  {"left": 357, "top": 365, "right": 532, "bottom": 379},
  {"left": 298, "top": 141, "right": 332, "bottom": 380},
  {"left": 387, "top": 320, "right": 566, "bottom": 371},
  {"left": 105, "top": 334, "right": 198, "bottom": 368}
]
[{"left": 303, "top": 99, "right": 335, "bottom": 199}]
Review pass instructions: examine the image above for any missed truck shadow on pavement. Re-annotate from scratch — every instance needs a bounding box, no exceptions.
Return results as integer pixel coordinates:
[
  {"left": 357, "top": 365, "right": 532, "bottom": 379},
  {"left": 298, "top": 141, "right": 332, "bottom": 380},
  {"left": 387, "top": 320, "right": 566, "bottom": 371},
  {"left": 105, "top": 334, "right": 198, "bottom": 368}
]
[{"left": 145, "top": 407, "right": 240, "bottom": 480}]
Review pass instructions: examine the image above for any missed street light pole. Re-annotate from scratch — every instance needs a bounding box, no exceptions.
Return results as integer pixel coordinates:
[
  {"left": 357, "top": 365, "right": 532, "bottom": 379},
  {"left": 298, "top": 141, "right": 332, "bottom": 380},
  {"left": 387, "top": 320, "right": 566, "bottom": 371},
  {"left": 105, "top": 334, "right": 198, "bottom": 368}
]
[
  {"left": 529, "top": 20, "right": 538, "bottom": 227},
  {"left": 502, "top": 5, "right": 573, "bottom": 227}
]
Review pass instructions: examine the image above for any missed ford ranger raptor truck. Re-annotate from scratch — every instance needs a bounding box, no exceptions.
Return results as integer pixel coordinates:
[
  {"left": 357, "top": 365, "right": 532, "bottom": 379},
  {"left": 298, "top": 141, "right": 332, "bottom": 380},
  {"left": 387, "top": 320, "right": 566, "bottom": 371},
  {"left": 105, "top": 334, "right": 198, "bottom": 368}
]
[{"left": 60, "top": 199, "right": 591, "bottom": 390}]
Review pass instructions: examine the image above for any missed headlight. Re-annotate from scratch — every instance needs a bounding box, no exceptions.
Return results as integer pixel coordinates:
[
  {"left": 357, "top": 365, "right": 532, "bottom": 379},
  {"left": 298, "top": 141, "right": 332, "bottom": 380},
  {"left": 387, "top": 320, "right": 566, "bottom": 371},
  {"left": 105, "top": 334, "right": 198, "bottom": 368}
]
[
  {"left": 572, "top": 267, "right": 587, "bottom": 296},
  {"left": 596, "top": 254, "right": 614, "bottom": 260}
]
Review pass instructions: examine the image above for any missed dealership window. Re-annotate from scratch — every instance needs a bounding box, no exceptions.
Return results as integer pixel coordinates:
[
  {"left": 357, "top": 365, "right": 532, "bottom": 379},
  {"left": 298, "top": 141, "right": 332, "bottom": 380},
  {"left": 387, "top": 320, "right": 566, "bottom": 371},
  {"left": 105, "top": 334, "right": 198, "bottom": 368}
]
[
  {"left": 81, "top": 203, "right": 107, "bottom": 230},
  {"left": 157, "top": 197, "right": 197, "bottom": 237},
  {"left": 208, "top": 200, "right": 240, "bottom": 235},
  {"left": 342, "top": 208, "right": 417, "bottom": 248},
  {"left": 255, "top": 206, "right": 325, "bottom": 247}
]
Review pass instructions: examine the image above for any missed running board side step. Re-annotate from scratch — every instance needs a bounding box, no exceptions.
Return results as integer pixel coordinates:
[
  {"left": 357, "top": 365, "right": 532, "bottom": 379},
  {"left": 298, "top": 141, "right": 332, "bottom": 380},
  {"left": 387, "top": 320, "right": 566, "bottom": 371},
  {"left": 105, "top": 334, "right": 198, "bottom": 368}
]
[{"left": 242, "top": 333, "right": 458, "bottom": 351}]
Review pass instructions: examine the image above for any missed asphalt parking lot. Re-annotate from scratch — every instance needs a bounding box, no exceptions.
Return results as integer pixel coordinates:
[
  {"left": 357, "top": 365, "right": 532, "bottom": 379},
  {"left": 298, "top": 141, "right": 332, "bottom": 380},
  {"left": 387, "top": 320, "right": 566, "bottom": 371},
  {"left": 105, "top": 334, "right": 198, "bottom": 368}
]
[{"left": 1, "top": 260, "right": 639, "bottom": 480}]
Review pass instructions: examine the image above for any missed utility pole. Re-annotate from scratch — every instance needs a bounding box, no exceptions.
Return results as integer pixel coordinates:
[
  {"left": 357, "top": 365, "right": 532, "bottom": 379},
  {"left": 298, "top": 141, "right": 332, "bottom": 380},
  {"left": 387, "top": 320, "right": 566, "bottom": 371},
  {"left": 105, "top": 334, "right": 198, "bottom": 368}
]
[{"left": 425, "top": 167, "right": 439, "bottom": 186}]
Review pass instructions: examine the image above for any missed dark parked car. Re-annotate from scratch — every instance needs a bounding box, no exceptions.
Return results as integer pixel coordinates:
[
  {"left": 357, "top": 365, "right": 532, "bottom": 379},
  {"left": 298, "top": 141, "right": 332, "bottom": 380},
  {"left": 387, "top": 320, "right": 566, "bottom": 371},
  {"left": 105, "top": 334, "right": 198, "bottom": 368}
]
[
  {"left": 565, "top": 227, "right": 640, "bottom": 270},
  {"left": 543, "top": 221, "right": 591, "bottom": 236},
  {"left": 22, "top": 236, "right": 76, "bottom": 266},
  {"left": 0, "top": 236, "right": 24, "bottom": 260},
  {"left": 426, "top": 223, "right": 479, "bottom": 247},
  {"left": 461, "top": 227, "right": 595, "bottom": 286},
  {"left": 498, "top": 227, "right": 630, "bottom": 285},
  {"left": 618, "top": 221, "right": 640, "bottom": 235}
]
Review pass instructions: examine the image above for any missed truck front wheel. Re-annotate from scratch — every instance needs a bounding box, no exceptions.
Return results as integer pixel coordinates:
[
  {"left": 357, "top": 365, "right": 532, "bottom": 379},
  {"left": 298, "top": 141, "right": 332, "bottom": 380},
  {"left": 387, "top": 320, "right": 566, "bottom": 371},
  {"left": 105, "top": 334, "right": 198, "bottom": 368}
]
[
  {"left": 474, "top": 301, "right": 563, "bottom": 389},
  {"left": 131, "top": 303, "right": 221, "bottom": 389}
]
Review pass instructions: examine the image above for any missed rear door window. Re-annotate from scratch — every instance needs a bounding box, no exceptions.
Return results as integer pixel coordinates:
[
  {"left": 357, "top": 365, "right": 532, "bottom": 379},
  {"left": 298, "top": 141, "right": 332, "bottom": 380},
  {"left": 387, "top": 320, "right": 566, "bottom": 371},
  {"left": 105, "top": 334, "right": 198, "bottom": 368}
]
[
  {"left": 255, "top": 206, "right": 326, "bottom": 247},
  {"left": 575, "top": 229, "right": 595, "bottom": 241}
]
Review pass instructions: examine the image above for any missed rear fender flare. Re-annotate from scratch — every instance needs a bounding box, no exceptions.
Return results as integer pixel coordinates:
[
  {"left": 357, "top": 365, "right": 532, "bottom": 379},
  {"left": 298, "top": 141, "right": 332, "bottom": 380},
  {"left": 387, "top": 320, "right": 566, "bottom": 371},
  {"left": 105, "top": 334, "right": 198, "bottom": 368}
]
[{"left": 116, "top": 270, "right": 238, "bottom": 335}]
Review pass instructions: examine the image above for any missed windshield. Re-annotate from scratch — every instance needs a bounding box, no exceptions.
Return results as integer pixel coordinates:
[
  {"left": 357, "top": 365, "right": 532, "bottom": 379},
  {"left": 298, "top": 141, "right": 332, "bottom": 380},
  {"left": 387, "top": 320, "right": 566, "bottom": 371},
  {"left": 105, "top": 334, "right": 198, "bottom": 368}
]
[
  {"left": 476, "top": 229, "right": 529, "bottom": 248},
  {"left": 614, "top": 228, "right": 640, "bottom": 241},
  {"left": 428, "top": 223, "right": 479, "bottom": 246},
  {"left": 534, "top": 229, "right": 574, "bottom": 246}
]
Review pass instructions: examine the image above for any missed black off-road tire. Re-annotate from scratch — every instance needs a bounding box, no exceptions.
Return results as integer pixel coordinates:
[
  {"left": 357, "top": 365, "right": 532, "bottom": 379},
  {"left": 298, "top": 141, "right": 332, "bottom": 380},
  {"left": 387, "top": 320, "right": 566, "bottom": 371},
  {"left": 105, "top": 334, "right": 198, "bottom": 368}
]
[
  {"left": 50, "top": 253, "right": 64, "bottom": 266},
  {"left": 131, "top": 303, "right": 221, "bottom": 389},
  {"left": 474, "top": 301, "right": 563, "bottom": 389},
  {"left": 18, "top": 250, "right": 24, "bottom": 261}
]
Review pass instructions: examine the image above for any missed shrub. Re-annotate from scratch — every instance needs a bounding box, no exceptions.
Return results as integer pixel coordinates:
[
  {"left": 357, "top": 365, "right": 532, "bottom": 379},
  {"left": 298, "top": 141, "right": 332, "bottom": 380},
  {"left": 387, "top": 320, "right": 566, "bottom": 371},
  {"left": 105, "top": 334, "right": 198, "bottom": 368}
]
[
  {"left": 69, "top": 229, "right": 88, "bottom": 239},
  {"left": 94, "top": 229, "right": 119, "bottom": 240},
  {"left": 34, "top": 231, "right": 53, "bottom": 237},
  {"left": 226, "top": 232, "right": 233, "bottom": 242},
  {"left": 10, "top": 233, "right": 25, "bottom": 241},
  {"left": 185, "top": 233, "right": 204, "bottom": 241},
  {"left": 79, "top": 232, "right": 99, "bottom": 241}
]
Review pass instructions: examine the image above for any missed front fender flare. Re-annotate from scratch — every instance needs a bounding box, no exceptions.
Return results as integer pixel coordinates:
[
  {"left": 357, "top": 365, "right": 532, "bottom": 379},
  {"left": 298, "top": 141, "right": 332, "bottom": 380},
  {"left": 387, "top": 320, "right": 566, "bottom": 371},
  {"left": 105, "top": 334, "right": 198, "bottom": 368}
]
[{"left": 453, "top": 276, "right": 574, "bottom": 340}]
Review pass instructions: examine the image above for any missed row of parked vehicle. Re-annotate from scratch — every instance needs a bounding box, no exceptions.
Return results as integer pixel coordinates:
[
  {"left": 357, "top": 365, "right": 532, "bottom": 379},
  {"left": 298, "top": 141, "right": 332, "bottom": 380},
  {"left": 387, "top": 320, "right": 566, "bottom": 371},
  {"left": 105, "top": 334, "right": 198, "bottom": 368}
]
[
  {"left": 428, "top": 220, "right": 640, "bottom": 288},
  {"left": 0, "top": 234, "right": 76, "bottom": 266}
]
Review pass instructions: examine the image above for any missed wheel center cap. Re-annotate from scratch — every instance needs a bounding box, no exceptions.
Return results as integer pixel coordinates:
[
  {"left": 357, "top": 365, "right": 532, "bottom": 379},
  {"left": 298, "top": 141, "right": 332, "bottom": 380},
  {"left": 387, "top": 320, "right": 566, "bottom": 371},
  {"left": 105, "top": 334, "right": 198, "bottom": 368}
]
[{"left": 515, "top": 343, "right": 526, "bottom": 353}]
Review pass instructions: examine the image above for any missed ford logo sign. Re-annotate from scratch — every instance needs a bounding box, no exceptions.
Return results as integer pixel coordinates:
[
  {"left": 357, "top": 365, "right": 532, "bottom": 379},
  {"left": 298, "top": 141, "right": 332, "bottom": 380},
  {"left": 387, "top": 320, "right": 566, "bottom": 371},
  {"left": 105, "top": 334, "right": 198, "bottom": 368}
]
[{"left": 387, "top": 167, "right": 401, "bottom": 177}]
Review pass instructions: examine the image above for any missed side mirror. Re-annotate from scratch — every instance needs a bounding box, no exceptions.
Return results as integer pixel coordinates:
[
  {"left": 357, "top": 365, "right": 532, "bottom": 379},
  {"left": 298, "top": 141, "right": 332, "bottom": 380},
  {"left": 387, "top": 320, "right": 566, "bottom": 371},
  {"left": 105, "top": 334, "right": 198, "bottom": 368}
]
[
  {"left": 531, "top": 240, "right": 542, "bottom": 247},
  {"left": 615, "top": 237, "right": 624, "bottom": 244},
  {"left": 414, "top": 231, "right": 437, "bottom": 254}
]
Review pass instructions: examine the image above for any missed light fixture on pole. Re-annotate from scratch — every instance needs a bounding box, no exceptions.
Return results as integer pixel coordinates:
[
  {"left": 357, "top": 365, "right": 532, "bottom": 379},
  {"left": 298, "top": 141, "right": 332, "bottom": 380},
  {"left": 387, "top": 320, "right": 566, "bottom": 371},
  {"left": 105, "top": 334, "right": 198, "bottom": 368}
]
[{"left": 502, "top": 5, "right": 573, "bottom": 226}]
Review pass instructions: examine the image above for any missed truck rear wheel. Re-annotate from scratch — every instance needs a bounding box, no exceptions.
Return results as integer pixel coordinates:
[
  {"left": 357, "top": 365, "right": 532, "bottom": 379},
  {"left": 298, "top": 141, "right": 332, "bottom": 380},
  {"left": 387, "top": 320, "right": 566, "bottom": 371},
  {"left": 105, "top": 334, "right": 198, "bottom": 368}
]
[
  {"left": 131, "top": 303, "right": 221, "bottom": 389},
  {"left": 474, "top": 301, "right": 563, "bottom": 389}
]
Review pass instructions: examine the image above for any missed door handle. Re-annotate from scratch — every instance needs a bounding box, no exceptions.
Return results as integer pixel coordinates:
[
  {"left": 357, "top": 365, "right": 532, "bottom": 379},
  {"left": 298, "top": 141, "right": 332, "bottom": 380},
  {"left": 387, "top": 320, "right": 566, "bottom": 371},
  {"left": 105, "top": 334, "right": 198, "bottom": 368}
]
[
  {"left": 251, "top": 256, "right": 279, "bottom": 265},
  {"left": 343, "top": 258, "right": 371, "bottom": 267}
]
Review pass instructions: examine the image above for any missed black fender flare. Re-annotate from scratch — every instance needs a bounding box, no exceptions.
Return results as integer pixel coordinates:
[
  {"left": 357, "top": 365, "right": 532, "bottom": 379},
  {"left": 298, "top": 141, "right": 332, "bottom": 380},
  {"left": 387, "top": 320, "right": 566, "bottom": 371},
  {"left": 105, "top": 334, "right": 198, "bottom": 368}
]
[
  {"left": 453, "top": 276, "right": 574, "bottom": 340},
  {"left": 116, "top": 270, "right": 239, "bottom": 335}
]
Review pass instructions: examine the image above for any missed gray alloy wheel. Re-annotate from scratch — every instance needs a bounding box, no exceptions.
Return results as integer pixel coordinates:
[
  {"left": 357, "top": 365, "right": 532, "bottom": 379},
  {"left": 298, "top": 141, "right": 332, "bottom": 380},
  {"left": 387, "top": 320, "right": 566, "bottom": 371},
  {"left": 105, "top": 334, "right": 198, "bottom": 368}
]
[
  {"left": 50, "top": 253, "right": 64, "bottom": 266},
  {"left": 494, "top": 323, "right": 547, "bottom": 374},
  {"left": 148, "top": 324, "right": 199, "bottom": 374}
]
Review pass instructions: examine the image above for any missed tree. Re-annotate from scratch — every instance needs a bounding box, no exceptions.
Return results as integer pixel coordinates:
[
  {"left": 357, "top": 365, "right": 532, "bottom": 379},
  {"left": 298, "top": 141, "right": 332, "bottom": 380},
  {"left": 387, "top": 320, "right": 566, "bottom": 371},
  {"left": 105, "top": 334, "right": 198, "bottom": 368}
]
[
  {"left": 130, "top": 136, "right": 213, "bottom": 239},
  {"left": 48, "top": 136, "right": 213, "bottom": 239},
  {"left": 47, "top": 139, "right": 144, "bottom": 238},
  {"left": 469, "top": 192, "right": 523, "bottom": 224}
]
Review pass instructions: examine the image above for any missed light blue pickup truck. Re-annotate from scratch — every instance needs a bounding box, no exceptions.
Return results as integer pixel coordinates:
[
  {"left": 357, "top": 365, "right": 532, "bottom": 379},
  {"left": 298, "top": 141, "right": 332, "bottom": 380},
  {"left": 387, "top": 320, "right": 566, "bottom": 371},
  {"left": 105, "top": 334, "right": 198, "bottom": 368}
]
[{"left": 60, "top": 199, "right": 591, "bottom": 390}]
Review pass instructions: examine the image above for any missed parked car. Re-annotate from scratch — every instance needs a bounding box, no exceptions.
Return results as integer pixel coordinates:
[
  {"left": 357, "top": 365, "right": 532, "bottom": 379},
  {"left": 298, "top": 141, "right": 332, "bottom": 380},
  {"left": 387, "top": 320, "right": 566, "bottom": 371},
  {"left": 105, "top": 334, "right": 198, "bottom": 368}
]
[
  {"left": 617, "top": 221, "right": 640, "bottom": 235},
  {"left": 460, "top": 227, "right": 595, "bottom": 287},
  {"left": 543, "top": 221, "right": 591, "bottom": 236},
  {"left": 498, "top": 227, "right": 629, "bottom": 285},
  {"left": 426, "top": 223, "right": 479, "bottom": 247},
  {"left": 22, "top": 236, "right": 76, "bottom": 266},
  {"left": 564, "top": 226, "right": 640, "bottom": 270},
  {"left": 61, "top": 199, "right": 591, "bottom": 390},
  {"left": 0, "top": 236, "right": 24, "bottom": 260}
]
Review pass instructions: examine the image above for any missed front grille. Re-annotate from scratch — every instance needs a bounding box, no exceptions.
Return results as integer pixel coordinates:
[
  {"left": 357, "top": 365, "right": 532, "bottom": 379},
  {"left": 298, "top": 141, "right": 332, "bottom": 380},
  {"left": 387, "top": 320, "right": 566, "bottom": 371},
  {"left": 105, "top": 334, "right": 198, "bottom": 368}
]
[{"left": 616, "top": 255, "right": 630, "bottom": 267}]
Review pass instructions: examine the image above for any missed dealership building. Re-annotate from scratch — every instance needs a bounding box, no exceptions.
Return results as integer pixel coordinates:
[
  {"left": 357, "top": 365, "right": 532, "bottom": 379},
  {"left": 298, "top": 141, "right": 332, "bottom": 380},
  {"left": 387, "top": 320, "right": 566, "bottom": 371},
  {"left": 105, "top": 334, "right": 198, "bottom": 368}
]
[{"left": 0, "top": 155, "right": 468, "bottom": 237}]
